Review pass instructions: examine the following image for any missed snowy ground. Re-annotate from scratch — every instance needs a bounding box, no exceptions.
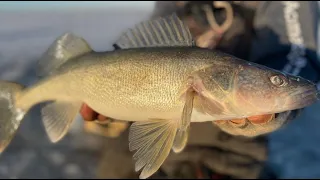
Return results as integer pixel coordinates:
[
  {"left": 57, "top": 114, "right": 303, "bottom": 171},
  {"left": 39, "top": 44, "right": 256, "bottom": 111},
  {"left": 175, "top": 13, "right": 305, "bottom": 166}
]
[{"left": 0, "top": 1, "right": 319, "bottom": 179}]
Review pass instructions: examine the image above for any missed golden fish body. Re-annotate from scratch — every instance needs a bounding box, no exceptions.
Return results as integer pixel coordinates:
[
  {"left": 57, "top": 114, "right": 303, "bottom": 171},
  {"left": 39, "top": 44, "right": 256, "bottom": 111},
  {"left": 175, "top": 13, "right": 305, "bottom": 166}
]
[
  {"left": 19, "top": 47, "right": 249, "bottom": 123},
  {"left": 53, "top": 48, "right": 241, "bottom": 122}
]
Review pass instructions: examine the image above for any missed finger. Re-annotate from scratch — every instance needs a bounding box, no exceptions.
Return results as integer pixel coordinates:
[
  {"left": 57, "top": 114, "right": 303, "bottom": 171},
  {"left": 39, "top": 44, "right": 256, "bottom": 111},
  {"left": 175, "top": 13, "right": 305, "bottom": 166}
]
[
  {"left": 95, "top": 114, "right": 113, "bottom": 125},
  {"left": 213, "top": 120, "right": 227, "bottom": 125},
  {"left": 80, "top": 104, "right": 98, "bottom": 121},
  {"left": 213, "top": 118, "right": 247, "bottom": 128},
  {"left": 97, "top": 114, "right": 108, "bottom": 122},
  {"left": 229, "top": 118, "right": 246, "bottom": 126},
  {"left": 246, "top": 114, "right": 274, "bottom": 125}
]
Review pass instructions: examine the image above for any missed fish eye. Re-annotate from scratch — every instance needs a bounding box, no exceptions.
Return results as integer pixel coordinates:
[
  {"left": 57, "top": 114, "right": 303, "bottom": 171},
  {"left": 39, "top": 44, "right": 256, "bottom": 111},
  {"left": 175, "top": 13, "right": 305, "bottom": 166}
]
[{"left": 270, "top": 75, "right": 288, "bottom": 87}]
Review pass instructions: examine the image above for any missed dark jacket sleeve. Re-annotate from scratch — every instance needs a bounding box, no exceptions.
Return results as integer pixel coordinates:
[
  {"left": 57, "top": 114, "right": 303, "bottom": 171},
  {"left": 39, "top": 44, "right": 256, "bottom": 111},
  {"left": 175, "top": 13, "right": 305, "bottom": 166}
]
[
  {"left": 250, "top": 2, "right": 320, "bottom": 178},
  {"left": 249, "top": 1, "right": 320, "bottom": 83}
]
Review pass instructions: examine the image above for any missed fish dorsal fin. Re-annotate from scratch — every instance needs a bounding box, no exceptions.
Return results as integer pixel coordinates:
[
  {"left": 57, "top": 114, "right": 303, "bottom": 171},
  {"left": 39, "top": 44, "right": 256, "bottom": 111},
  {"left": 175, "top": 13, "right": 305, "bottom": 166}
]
[
  {"left": 115, "top": 13, "right": 195, "bottom": 49},
  {"left": 37, "top": 33, "right": 93, "bottom": 77}
]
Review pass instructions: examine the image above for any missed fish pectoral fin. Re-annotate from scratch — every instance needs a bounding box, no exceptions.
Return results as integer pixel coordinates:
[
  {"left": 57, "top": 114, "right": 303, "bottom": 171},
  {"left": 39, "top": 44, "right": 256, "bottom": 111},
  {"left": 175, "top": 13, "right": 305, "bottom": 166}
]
[
  {"left": 129, "top": 119, "right": 178, "bottom": 179},
  {"left": 172, "top": 89, "right": 194, "bottom": 153},
  {"left": 41, "top": 100, "right": 82, "bottom": 143},
  {"left": 172, "top": 127, "right": 189, "bottom": 153},
  {"left": 37, "top": 33, "right": 93, "bottom": 77},
  {"left": 193, "top": 94, "right": 226, "bottom": 116},
  {"left": 115, "top": 13, "right": 195, "bottom": 49}
]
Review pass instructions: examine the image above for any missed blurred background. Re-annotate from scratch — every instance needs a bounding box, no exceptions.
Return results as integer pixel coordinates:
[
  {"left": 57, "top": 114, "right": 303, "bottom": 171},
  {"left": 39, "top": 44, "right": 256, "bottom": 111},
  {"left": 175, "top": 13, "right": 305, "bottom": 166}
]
[
  {"left": 0, "top": 1, "right": 320, "bottom": 179},
  {"left": 0, "top": 2, "right": 155, "bottom": 178}
]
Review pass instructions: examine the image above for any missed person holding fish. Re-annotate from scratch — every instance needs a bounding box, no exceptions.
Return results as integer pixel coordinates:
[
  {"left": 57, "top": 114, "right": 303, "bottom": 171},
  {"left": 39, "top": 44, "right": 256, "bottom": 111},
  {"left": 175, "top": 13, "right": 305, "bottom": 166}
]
[
  {"left": 0, "top": 1, "right": 317, "bottom": 180},
  {"left": 76, "top": 1, "right": 320, "bottom": 179},
  {"left": 81, "top": 1, "right": 320, "bottom": 179},
  {"left": 80, "top": 1, "right": 320, "bottom": 142}
]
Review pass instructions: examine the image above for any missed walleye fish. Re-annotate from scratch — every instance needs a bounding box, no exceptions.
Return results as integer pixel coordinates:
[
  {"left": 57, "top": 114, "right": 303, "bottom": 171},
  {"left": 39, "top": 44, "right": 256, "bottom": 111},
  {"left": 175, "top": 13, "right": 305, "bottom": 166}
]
[{"left": 0, "top": 13, "right": 318, "bottom": 179}]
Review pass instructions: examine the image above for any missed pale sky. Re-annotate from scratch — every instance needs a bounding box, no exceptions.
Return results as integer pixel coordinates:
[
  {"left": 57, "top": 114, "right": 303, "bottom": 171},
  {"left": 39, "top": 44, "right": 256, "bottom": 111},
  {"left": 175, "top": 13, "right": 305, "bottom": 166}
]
[{"left": 0, "top": 1, "right": 155, "bottom": 11}]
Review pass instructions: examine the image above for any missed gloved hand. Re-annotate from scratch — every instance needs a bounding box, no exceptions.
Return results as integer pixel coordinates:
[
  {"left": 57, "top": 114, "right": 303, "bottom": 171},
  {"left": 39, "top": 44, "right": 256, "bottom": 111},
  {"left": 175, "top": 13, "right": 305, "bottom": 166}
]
[
  {"left": 80, "top": 104, "right": 129, "bottom": 138},
  {"left": 212, "top": 110, "right": 302, "bottom": 137}
]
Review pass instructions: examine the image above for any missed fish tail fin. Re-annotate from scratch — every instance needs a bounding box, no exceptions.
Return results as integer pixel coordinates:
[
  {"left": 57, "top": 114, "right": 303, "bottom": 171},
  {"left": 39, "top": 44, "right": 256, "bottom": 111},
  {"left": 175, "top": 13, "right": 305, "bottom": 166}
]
[
  {"left": 37, "top": 33, "right": 93, "bottom": 77},
  {"left": 0, "top": 81, "right": 26, "bottom": 153}
]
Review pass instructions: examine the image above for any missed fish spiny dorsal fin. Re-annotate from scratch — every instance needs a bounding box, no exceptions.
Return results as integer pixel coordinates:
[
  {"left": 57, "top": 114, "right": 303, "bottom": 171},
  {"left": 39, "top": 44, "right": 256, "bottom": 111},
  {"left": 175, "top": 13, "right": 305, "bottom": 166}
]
[
  {"left": 37, "top": 33, "right": 93, "bottom": 77},
  {"left": 115, "top": 13, "right": 195, "bottom": 49}
]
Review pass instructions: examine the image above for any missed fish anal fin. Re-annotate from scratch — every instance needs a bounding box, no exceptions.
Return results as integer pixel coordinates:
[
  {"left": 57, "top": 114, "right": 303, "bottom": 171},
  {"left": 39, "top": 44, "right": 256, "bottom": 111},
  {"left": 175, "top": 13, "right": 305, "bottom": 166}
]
[
  {"left": 41, "top": 100, "right": 82, "bottom": 143},
  {"left": 115, "top": 13, "right": 195, "bottom": 49},
  {"left": 129, "top": 119, "right": 178, "bottom": 179}
]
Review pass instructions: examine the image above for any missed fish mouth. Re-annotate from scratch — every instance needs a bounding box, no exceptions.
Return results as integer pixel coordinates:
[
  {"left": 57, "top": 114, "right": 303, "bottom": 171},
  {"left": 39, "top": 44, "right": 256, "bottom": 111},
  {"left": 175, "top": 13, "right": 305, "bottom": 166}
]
[
  {"left": 285, "top": 86, "right": 319, "bottom": 110},
  {"left": 252, "top": 85, "right": 319, "bottom": 124},
  {"left": 273, "top": 109, "right": 302, "bottom": 124}
]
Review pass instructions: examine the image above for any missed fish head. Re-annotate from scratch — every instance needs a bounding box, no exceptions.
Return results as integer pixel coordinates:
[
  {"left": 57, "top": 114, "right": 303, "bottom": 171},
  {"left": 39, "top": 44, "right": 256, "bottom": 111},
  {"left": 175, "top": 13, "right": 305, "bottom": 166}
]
[{"left": 232, "top": 62, "right": 319, "bottom": 116}]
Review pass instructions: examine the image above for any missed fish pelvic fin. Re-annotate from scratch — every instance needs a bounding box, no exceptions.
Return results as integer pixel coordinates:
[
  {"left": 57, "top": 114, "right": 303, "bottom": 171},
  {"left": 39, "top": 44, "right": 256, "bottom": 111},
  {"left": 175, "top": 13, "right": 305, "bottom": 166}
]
[
  {"left": 172, "top": 89, "right": 194, "bottom": 153},
  {"left": 37, "top": 33, "right": 93, "bottom": 77},
  {"left": 115, "top": 13, "right": 195, "bottom": 49},
  {"left": 0, "top": 81, "right": 26, "bottom": 154},
  {"left": 41, "top": 100, "right": 82, "bottom": 143},
  {"left": 129, "top": 119, "right": 178, "bottom": 179}
]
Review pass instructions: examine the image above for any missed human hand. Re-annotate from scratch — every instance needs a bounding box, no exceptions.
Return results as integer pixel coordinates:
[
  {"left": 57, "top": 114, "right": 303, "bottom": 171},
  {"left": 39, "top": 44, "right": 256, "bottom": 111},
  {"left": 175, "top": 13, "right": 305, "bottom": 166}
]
[
  {"left": 213, "top": 110, "right": 301, "bottom": 137},
  {"left": 79, "top": 103, "right": 299, "bottom": 138},
  {"left": 80, "top": 103, "right": 110, "bottom": 124},
  {"left": 80, "top": 104, "right": 128, "bottom": 138}
]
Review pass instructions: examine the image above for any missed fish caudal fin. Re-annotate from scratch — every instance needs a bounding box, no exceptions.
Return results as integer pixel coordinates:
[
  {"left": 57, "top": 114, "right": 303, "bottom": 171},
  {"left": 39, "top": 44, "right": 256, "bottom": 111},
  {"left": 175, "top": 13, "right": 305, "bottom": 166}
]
[
  {"left": 0, "top": 81, "right": 25, "bottom": 153},
  {"left": 41, "top": 101, "right": 82, "bottom": 143},
  {"left": 129, "top": 119, "right": 178, "bottom": 179},
  {"left": 37, "top": 33, "right": 93, "bottom": 77}
]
